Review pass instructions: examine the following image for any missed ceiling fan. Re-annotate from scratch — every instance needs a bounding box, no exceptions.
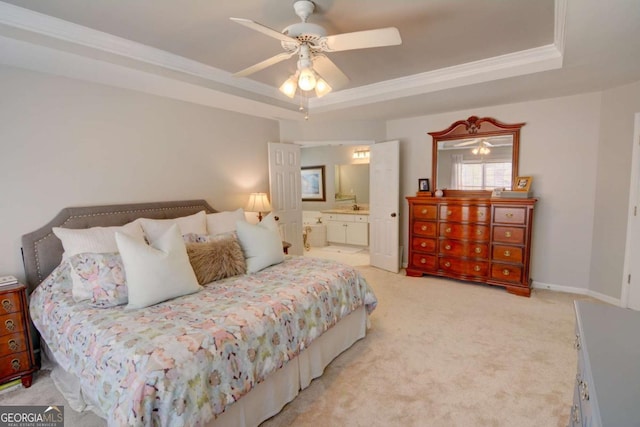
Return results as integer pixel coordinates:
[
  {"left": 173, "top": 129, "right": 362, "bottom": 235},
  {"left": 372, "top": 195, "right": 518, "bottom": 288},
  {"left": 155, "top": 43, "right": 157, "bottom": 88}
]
[{"left": 230, "top": 0, "right": 402, "bottom": 98}]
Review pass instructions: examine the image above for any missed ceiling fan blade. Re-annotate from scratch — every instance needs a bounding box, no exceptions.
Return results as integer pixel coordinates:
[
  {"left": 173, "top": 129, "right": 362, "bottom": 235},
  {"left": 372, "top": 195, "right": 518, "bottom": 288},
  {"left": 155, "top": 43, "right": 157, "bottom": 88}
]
[
  {"left": 233, "top": 51, "right": 297, "bottom": 78},
  {"left": 312, "top": 55, "right": 349, "bottom": 90},
  {"left": 230, "top": 17, "right": 299, "bottom": 44},
  {"left": 454, "top": 139, "right": 480, "bottom": 147},
  {"left": 321, "top": 27, "right": 401, "bottom": 52}
]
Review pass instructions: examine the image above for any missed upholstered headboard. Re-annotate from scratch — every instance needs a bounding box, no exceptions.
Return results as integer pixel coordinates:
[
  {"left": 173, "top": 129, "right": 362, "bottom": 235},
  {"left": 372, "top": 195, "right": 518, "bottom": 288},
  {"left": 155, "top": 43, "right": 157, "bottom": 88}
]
[{"left": 21, "top": 199, "right": 216, "bottom": 292}]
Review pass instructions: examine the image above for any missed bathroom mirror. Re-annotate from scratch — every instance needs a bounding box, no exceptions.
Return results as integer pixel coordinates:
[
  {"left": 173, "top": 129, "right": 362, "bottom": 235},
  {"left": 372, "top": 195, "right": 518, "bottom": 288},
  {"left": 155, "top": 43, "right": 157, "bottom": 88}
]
[
  {"left": 430, "top": 116, "right": 525, "bottom": 196},
  {"left": 334, "top": 164, "right": 369, "bottom": 204}
]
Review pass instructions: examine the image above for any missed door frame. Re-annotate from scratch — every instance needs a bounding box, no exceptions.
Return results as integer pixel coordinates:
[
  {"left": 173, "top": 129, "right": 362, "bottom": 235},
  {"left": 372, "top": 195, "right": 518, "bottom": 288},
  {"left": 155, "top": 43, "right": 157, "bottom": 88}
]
[{"left": 621, "top": 112, "right": 640, "bottom": 307}]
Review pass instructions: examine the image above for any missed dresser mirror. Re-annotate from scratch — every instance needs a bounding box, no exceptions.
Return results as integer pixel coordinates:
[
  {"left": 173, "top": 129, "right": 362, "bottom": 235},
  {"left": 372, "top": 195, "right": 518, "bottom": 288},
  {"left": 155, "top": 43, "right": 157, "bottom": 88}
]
[{"left": 430, "top": 116, "right": 525, "bottom": 196}]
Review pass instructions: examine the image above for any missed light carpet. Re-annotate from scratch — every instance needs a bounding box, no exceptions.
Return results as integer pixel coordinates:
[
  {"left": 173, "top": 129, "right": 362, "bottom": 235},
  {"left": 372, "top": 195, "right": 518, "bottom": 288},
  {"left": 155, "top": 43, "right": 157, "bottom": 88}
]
[{"left": 0, "top": 267, "right": 593, "bottom": 426}]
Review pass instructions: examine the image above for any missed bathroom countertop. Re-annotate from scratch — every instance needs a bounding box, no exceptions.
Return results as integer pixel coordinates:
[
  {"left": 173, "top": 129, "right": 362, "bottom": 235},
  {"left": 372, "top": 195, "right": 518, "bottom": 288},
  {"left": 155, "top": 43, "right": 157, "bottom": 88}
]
[{"left": 321, "top": 209, "right": 370, "bottom": 215}]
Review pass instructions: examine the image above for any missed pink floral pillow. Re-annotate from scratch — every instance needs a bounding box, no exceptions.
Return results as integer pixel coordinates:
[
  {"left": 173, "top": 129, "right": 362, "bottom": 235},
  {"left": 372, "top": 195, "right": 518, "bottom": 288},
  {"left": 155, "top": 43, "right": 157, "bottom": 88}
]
[{"left": 68, "top": 253, "right": 128, "bottom": 308}]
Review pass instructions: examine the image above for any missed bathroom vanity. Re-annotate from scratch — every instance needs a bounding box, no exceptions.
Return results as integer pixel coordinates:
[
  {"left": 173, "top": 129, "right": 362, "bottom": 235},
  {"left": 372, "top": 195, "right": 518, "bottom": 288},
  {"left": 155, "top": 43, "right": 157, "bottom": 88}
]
[{"left": 322, "top": 210, "right": 369, "bottom": 246}]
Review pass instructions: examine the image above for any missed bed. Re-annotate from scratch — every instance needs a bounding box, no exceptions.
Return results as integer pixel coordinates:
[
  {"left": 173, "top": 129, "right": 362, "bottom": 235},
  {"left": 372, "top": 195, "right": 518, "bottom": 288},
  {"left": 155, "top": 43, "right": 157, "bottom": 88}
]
[{"left": 21, "top": 200, "right": 377, "bottom": 426}]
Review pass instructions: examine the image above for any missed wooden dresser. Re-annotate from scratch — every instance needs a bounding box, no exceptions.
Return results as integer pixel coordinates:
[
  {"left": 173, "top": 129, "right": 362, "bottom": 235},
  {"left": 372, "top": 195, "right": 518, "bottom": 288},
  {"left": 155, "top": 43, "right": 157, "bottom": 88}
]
[
  {"left": 0, "top": 283, "right": 36, "bottom": 387},
  {"left": 406, "top": 196, "right": 536, "bottom": 296}
]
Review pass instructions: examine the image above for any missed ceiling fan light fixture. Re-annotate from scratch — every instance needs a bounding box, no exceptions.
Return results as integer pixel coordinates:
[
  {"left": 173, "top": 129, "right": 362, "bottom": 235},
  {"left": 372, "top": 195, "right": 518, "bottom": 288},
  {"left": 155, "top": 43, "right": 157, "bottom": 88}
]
[
  {"left": 279, "top": 75, "right": 298, "bottom": 98},
  {"left": 298, "top": 67, "right": 317, "bottom": 91},
  {"left": 314, "top": 77, "right": 332, "bottom": 97}
]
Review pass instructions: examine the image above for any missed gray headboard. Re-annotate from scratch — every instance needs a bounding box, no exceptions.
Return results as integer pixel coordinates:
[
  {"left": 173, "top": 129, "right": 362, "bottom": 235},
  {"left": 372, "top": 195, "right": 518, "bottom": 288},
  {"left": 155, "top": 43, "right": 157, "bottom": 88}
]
[{"left": 21, "top": 199, "right": 216, "bottom": 292}]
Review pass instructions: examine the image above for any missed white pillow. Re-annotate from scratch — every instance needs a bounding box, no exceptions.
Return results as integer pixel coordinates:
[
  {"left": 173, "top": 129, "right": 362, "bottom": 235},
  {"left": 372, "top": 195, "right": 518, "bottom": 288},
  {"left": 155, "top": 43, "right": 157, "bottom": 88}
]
[
  {"left": 206, "top": 208, "right": 246, "bottom": 235},
  {"left": 235, "top": 213, "right": 284, "bottom": 273},
  {"left": 53, "top": 221, "right": 145, "bottom": 257},
  {"left": 139, "top": 210, "right": 207, "bottom": 245},
  {"left": 116, "top": 224, "right": 202, "bottom": 309}
]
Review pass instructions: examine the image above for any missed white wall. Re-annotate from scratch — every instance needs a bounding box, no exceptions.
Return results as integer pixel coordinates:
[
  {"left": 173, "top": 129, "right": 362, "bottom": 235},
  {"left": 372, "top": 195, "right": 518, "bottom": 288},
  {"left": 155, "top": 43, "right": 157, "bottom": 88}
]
[
  {"left": 387, "top": 93, "right": 603, "bottom": 292},
  {"left": 0, "top": 65, "right": 279, "bottom": 282}
]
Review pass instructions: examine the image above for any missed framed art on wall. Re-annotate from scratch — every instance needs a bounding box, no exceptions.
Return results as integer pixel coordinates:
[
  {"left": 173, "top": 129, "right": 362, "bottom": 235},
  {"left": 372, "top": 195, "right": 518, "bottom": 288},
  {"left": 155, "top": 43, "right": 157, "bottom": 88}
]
[{"left": 301, "top": 166, "right": 326, "bottom": 201}]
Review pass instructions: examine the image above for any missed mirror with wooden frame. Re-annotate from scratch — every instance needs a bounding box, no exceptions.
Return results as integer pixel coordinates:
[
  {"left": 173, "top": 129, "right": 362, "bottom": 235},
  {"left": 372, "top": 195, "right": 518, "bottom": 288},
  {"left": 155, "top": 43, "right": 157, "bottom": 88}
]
[{"left": 430, "top": 116, "right": 525, "bottom": 196}]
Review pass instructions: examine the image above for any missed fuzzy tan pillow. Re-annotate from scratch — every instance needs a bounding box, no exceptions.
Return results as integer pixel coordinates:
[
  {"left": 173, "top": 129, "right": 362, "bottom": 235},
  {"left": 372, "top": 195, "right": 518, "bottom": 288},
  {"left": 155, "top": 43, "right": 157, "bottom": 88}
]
[{"left": 186, "top": 235, "right": 246, "bottom": 284}]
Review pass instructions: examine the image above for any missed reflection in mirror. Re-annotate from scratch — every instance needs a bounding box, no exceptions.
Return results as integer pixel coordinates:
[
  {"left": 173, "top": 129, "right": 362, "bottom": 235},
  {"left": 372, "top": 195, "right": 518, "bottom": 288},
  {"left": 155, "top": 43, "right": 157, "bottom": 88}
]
[
  {"left": 430, "top": 116, "right": 525, "bottom": 195},
  {"left": 335, "top": 164, "right": 369, "bottom": 204},
  {"left": 436, "top": 136, "right": 513, "bottom": 191}
]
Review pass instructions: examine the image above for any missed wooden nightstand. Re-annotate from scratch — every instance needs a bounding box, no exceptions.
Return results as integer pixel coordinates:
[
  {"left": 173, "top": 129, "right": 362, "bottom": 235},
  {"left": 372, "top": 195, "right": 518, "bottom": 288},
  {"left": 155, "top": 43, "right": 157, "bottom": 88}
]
[{"left": 0, "top": 283, "right": 36, "bottom": 388}]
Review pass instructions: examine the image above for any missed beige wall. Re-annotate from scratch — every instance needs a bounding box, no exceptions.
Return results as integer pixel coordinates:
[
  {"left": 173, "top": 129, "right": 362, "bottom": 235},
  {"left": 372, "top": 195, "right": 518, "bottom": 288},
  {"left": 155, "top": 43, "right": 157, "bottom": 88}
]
[
  {"left": 0, "top": 65, "right": 279, "bottom": 282},
  {"left": 589, "top": 80, "right": 640, "bottom": 298},
  {"left": 386, "top": 93, "right": 602, "bottom": 292}
]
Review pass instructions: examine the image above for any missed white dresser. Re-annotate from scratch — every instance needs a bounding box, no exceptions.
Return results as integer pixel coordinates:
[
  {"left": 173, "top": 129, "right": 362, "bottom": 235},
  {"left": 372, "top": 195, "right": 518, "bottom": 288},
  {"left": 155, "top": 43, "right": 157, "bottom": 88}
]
[{"left": 571, "top": 301, "right": 640, "bottom": 426}]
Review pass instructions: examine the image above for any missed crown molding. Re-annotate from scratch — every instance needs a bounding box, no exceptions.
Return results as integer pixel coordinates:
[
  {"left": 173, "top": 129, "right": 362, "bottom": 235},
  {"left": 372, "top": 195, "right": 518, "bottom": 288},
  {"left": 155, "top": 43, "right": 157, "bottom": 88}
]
[{"left": 0, "top": 1, "right": 566, "bottom": 119}]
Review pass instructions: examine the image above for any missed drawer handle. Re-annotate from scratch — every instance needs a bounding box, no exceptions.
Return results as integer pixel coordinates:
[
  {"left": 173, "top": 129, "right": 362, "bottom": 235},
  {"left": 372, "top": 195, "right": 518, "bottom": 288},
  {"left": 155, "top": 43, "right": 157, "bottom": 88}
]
[
  {"left": 502, "top": 269, "right": 510, "bottom": 276},
  {"left": 571, "top": 404, "right": 580, "bottom": 423},
  {"left": 420, "top": 258, "right": 427, "bottom": 264},
  {"left": 445, "top": 227, "right": 451, "bottom": 233},
  {"left": 11, "top": 358, "right": 20, "bottom": 371},
  {"left": 474, "top": 247, "right": 481, "bottom": 254},
  {"left": 421, "top": 225, "right": 427, "bottom": 231},
  {"left": 473, "top": 265, "right": 481, "bottom": 272},
  {"left": 7, "top": 339, "right": 18, "bottom": 352},
  {"left": 476, "top": 230, "right": 483, "bottom": 236},
  {"left": 580, "top": 380, "right": 589, "bottom": 401},
  {"left": 421, "top": 209, "right": 427, "bottom": 214},
  {"left": 444, "top": 244, "right": 451, "bottom": 250},
  {"left": 506, "top": 213, "right": 514, "bottom": 218},
  {"left": 504, "top": 250, "right": 511, "bottom": 257},
  {"left": 478, "top": 211, "right": 484, "bottom": 217},
  {"left": 420, "top": 242, "right": 427, "bottom": 248},
  {"left": 444, "top": 261, "right": 451, "bottom": 268},
  {"left": 505, "top": 231, "right": 512, "bottom": 238},
  {"left": 447, "top": 210, "right": 452, "bottom": 216},
  {"left": 5, "top": 319, "right": 15, "bottom": 332},
  {"left": 1, "top": 299, "right": 13, "bottom": 312}
]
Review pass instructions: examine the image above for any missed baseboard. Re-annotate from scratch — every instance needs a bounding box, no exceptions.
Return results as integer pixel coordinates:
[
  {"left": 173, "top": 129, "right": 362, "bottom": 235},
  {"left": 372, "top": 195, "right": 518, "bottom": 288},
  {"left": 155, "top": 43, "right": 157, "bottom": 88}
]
[{"left": 532, "top": 280, "right": 621, "bottom": 306}]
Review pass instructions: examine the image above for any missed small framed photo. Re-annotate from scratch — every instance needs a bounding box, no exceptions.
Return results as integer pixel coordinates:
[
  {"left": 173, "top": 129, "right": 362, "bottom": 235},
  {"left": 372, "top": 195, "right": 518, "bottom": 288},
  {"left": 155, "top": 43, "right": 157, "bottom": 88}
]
[
  {"left": 514, "top": 176, "right": 532, "bottom": 192},
  {"left": 418, "top": 178, "right": 430, "bottom": 192},
  {"left": 301, "top": 165, "right": 326, "bottom": 201}
]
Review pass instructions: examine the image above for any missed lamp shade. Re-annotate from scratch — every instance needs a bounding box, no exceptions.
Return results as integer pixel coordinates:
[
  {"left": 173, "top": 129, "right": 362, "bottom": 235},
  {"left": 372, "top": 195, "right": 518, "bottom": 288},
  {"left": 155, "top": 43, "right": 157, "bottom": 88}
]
[{"left": 246, "top": 193, "right": 272, "bottom": 213}]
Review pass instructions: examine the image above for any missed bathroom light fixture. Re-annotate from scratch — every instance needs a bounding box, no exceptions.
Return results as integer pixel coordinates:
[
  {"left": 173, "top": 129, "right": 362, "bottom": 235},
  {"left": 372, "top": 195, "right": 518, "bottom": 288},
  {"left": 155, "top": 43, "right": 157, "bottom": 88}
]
[
  {"left": 352, "top": 149, "right": 370, "bottom": 160},
  {"left": 245, "top": 193, "right": 272, "bottom": 221}
]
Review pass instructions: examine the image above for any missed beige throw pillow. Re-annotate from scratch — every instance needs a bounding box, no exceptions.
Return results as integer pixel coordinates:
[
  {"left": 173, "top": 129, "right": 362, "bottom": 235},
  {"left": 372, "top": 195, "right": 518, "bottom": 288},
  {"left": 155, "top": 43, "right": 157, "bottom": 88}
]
[{"left": 186, "top": 235, "right": 246, "bottom": 284}]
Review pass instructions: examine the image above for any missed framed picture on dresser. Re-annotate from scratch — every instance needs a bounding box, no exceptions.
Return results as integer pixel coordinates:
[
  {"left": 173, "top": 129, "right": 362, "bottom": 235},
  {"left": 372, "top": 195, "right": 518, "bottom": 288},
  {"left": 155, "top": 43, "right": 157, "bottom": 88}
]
[
  {"left": 418, "top": 178, "right": 430, "bottom": 192},
  {"left": 515, "top": 176, "right": 532, "bottom": 192}
]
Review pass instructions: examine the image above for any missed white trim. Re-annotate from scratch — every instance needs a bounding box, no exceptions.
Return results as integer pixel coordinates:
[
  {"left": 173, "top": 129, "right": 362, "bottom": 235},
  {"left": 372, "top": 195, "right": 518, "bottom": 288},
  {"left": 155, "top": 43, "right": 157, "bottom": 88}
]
[
  {"left": 621, "top": 112, "right": 640, "bottom": 308},
  {"left": 532, "top": 281, "right": 621, "bottom": 306},
  {"left": 295, "top": 140, "right": 373, "bottom": 147},
  {"left": 554, "top": 0, "right": 568, "bottom": 56}
]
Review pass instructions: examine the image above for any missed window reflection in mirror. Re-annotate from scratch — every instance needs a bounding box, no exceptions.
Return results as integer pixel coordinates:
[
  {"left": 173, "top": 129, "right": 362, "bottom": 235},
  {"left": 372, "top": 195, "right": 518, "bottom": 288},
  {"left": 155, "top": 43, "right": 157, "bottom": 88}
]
[{"left": 437, "top": 136, "right": 513, "bottom": 191}]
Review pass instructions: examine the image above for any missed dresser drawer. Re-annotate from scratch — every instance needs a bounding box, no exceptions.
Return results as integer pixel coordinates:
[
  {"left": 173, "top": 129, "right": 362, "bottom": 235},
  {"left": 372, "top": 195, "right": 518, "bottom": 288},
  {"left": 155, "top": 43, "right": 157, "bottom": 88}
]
[
  {"left": 440, "top": 258, "right": 489, "bottom": 277},
  {"left": 492, "top": 226, "right": 524, "bottom": 244},
  {"left": 439, "top": 205, "right": 490, "bottom": 223},
  {"left": 493, "top": 207, "right": 526, "bottom": 224},
  {"left": 439, "top": 240, "right": 489, "bottom": 259},
  {"left": 412, "top": 238, "right": 436, "bottom": 252},
  {"left": 411, "top": 254, "right": 437, "bottom": 270},
  {"left": 413, "top": 204, "right": 437, "bottom": 220},
  {"left": 0, "top": 312, "right": 25, "bottom": 336},
  {"left": 0, "top": 351, "right": 30, "bottom": 379},
  {"left": 440, "top": 223, "right": 490, "bottom": 241},
  {"left": 492, "top": 245, "right": 523, "bottom": 263},
  {"left": 0, "top": 292, "right": 22, "bottom": 315},
  {"left": 0, "top": 332, "right": 28, "bottom": 355},
  {"left": 413, "top": 221, "right": 437, "bottom": 237},
  {"left": 490, "top": 264, "right": 522, "bottom": 283}
]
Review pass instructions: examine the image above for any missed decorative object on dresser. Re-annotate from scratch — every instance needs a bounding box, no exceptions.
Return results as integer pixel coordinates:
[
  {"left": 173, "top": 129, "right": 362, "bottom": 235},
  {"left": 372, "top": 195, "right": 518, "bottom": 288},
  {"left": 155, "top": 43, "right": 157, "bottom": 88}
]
[
  {"left": 572, "top": 301, "right": 640, "bottom": 426},
  {"left": 0, "top": 283, "right": 36, "bottom": 388},
  {"left": 514, "top": 176, "right": 533, "bottom": 192},
  {"left": 406, "top": 196, "right": 536, "bottom": 296},
  {"left": 418, "top": 178, "right": 430, "bottom": 193}
]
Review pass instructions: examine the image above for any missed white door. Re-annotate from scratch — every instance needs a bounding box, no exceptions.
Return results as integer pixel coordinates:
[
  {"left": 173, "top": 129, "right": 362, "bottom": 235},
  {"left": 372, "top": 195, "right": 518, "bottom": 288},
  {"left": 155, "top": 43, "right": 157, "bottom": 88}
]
[
  {"left": 268, "top": 142, "right": 304, "bottom": 255},
  {"left": 369, "top": 140, "right": 400, "bottom": 272},
  {"left": 624, "top": 113, "right": 640, "bottom": 309}
]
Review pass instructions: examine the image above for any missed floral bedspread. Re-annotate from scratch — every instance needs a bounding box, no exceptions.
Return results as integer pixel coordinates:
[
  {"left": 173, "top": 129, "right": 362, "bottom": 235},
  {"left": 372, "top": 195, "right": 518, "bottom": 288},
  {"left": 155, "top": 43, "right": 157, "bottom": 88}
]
[{"left": 30, "top": 256, "right": 377, "bottom": 426}]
